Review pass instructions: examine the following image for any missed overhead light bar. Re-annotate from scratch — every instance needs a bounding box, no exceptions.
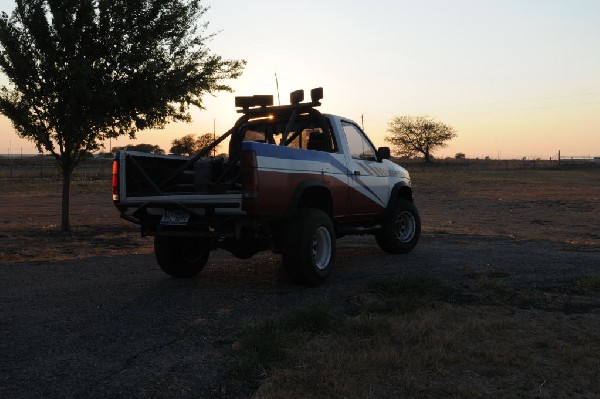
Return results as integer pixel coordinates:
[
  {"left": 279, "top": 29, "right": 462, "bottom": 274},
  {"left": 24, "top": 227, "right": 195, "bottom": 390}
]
[
  {"left": 310, "top": 87, "right": 323, "bottom": 103},
  {"left": 236, "top": 87, "right": 323, "bottom": 113},
  {"left": 290, "top": 90, "right": 304, "bottom": 105},
  {"left": 235, "top": 95, "right": 274, "bottom": 109}
]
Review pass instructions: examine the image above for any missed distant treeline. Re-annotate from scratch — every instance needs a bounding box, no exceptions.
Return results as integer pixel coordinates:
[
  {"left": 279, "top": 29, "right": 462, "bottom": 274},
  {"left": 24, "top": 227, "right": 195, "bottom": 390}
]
[
  {"left": 0, "top": 156, "right": 113, "bottom": 180},
  {"left": 1, "top": 154, "right": 599, "bottom": 180}
]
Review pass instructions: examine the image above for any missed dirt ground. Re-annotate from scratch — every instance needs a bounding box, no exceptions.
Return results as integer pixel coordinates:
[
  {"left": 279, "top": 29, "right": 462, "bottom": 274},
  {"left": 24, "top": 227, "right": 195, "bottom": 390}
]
[
  {"left": 1, "top": 168, "right": 598, "bottom": 263},
  {"left": 1, "top": 167, "right": 600, "bottom": 398},
  {"left": 0, "top": 179, "right": 150, "bottom": 263},
  {"left": 412, "top": 169, "right": 600, "bottom": 248}
]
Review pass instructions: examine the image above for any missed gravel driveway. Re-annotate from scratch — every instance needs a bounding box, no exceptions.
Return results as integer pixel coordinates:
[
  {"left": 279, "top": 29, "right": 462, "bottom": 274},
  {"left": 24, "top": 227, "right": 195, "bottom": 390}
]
[{"left": 1, "top": 234, "right": 599, "bottom": 398}]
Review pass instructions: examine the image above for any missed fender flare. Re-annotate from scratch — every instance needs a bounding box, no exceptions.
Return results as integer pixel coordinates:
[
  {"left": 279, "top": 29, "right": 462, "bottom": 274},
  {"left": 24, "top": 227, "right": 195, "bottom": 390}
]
[
  {"left": 285, "top": 180, "right": 332, "bottom": 217},
  {"left": 387, "top": 181, "right": 413, "bottom": 209}
]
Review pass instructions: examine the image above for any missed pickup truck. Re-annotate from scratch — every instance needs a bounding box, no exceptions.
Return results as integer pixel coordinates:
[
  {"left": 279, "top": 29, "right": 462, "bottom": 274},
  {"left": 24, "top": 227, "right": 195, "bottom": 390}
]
[{"left": 112, "top": 88, "right": 420, "bottom": 285}]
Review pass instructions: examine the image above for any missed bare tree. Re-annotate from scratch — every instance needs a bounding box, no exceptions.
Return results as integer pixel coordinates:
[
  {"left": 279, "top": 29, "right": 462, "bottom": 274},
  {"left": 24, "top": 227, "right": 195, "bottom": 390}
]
[{"left": 385, "top": 115, "right": 457, "bottom": 162}]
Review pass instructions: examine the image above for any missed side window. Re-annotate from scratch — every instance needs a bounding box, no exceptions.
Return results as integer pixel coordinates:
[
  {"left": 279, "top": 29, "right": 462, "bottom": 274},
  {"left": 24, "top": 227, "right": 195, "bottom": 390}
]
[{"left": 342, "top": 122, "right": 376, "bottom": 160}]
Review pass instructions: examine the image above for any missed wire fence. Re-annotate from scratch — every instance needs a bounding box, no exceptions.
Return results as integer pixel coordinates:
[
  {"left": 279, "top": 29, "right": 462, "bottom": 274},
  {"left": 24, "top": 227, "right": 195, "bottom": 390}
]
[
  {"left": 1, "top": 154, "right": 598, "bottom": 181},
  {"left": 0, "top": 156, "right": 113, "bottom": 180},
  {"left": 398, "top": 157, "right": 600, "bottom": 172}
]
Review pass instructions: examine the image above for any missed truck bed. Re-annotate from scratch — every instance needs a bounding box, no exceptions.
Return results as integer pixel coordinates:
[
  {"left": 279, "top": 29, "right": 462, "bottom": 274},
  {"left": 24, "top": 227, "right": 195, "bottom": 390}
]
[{"left": 114, "top": 151, "right": 244, "bottom": 214}]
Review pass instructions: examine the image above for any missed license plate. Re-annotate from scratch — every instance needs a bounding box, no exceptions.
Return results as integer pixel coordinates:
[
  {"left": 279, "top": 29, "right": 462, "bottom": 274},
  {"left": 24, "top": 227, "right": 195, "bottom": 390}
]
[{"left": 160, "top": 210, "right": 190, "bottom": 225}]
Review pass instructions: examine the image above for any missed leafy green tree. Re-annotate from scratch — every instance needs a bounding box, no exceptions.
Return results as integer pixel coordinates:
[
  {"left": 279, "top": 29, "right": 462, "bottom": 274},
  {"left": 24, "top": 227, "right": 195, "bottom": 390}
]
[
  {"left": 170, "top": 133, "right": 217, "bottom": 156},
  {"left": 386, "top": 116, "right": 457, "bottom": 162},
  {"left": 170, "top": 134, "right": 197, "bottom": 156},
  {"left": 112, "top": 143, "right": 165, "bottom": 154},
  {"left": 196, "top": 133, "right": 216, "bottom": 151},
  {"left": 0, "top": 0, "right": 245, "bottom": 232}
]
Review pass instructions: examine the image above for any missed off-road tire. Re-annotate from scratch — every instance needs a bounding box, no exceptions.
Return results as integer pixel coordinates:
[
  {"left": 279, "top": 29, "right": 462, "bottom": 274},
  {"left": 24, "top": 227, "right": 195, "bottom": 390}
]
[
  {"left": 154, "top": 235, "right": 209, "bottom": 278},
  {"left": 375, "top": 199, "right": 421, "bottom": 254},
  {"left": 282, "top": 209, "right": 336, "bottom": 286}
]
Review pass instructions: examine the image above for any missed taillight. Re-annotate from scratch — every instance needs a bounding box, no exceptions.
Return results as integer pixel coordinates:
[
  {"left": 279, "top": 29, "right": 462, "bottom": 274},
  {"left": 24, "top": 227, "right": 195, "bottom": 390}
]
[
  {"left": 241, "top": 150, "right": 258, "bottom": 197},
  {"left": 112, "top": 159, "right": 119, "bottom": 201}
]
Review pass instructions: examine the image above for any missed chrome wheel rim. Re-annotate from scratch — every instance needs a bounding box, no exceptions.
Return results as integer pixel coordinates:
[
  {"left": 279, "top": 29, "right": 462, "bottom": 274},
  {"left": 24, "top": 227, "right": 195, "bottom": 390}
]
[
  {"left": 394, "top": 211, "right": 416, "bottom": 242},
  {"left": 312, "top": 226, "right": 332, "bottom": 270}
]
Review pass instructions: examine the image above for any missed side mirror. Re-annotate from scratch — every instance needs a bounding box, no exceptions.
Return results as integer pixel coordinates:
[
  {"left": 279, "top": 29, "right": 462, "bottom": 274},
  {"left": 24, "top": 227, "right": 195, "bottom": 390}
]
[{"left": 377, "top": 147, "right": 391, "bottom": 161}]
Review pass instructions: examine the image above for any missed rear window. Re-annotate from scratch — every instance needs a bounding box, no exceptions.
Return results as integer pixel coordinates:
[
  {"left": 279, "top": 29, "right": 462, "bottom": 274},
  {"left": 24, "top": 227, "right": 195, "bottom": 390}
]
[{"left": 241, "top": 116, "right": 337, "bottom": 152}]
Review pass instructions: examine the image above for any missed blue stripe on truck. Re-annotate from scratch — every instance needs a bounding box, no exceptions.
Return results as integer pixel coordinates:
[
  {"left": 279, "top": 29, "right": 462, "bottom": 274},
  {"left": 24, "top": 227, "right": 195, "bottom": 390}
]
[{"left": 242, "top": 141, "right": 384, "bottom": 205}]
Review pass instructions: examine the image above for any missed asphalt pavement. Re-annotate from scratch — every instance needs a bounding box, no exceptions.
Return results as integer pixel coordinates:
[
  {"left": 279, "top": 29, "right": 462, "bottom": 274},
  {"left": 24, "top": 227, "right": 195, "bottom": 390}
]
[{"left": 1, "top": 234, "right": 599, "bottom": 398}]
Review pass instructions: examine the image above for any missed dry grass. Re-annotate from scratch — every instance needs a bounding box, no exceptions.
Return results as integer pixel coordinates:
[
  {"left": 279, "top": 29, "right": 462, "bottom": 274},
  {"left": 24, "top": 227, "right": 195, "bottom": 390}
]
[
  {"left": 1, "top": 166, "right": 598, "bottom": 263},
  {"left": 0, "top": 179, "right": 152, "bottom": 263},
  {"left": 569, "top": 276, "right": 600, "bottom": 298},
  {"left": 2, "top": 164, "right": 600, "bottom": 397},
  {"left": 237, "top": 278, "right": 600, "bottom": 398},
  {"left": 413, "top": 169, "right": 600, "bottom": 248},
  {"left": 257, "top": 307, "right": 600, "bottom": 398}
]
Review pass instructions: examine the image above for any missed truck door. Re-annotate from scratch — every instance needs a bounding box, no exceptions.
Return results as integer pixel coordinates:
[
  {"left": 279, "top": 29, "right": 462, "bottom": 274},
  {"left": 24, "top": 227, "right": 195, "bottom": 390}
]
[
  {"left": 341, "top": 121, "right": 389, "bottom": 217},
  {"left": 304, "top": 128, "right": 349, "bottom": 217}
]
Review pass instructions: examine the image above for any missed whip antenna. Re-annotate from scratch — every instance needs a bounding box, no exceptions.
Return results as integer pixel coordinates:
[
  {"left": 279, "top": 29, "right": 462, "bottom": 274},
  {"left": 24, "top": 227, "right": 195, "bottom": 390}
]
[{"left": 275, "top": 73, "right": 281, "bottom": 105}]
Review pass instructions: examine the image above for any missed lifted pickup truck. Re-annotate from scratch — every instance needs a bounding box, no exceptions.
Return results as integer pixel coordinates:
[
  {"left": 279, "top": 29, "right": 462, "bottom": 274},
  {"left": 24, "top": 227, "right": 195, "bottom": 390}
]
[{"left": 113, "top": 88, "right": 420, "bottom": 285}]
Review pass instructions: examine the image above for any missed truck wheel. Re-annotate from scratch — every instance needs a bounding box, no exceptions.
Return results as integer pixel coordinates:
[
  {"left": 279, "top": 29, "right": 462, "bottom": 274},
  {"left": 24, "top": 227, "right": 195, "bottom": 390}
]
[
  {"left": 375, "top": 199, "right": 421, "bottom": 254},
  {"left": 154, "top": 235, "right": 209, "bottom": 278},
  {"left": 282, "top": 209, "right": 336, "bottom": 286}
]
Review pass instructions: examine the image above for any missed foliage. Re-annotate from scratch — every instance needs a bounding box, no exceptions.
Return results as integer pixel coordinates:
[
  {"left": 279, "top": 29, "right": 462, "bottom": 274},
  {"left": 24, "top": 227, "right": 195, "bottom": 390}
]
[
  {"left": 170, "top": 133, "right": 217, "bottom": 156},
  {"left": 0, "top": 0, "right": 245, "bottom": 231},
  {"left": 112, "top": 143, "right": 165, "bottom": 154},
  {"left": 385, "top": 115, "right": 457, "bottom": 162}
]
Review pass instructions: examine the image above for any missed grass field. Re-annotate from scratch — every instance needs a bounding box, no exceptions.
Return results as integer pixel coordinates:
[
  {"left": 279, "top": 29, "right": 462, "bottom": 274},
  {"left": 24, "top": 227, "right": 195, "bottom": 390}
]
[
  {"left": 236, "top": 276, "right": 600, "bottom": 398},
  {"left": 1, "top": 164, "right": 599, "bottom": 397},
  {"left": 413, "top": 169, "right": 600, "bottom": 246},
  {"left": 0, "top": 178, "right": 150, "bottom": 263},
  {"left": 1, "top": 167, "right": 598, "bottom": 263},
  {"left": 230, "top": 168, "right": 600, "bottom": 398}
]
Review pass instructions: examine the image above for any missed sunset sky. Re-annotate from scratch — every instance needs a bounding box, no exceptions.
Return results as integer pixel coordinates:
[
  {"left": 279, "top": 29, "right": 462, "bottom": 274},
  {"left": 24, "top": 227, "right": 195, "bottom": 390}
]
[{"left": 0, "top": 0, "right": 598, "bottom": 159}]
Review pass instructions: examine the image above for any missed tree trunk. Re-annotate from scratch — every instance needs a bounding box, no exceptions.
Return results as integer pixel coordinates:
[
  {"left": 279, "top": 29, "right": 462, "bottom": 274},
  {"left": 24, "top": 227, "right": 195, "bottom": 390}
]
[
  {"left": 61, "top": 168, "right": 72, "bottom": 233},
  {"left": 424, "top": 149, "right": 431, "bottom": 163}
]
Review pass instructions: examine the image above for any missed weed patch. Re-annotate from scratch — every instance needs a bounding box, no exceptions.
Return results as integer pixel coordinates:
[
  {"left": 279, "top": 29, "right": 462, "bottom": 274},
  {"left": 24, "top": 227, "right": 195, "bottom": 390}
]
[
  {"left": 569, "top": 276, "right": 600, "bottom": 297},
  {"left": 233, "top": 305, "right": 336, "bottom": 379},
  {"left": 234, "top": 320, "right": 289, "bottom": 379},
  {"left": 235, "top": 277, "right": 600, "bottom": 398},
  {"left": 362, "top": 276, "right": 459, "bottom": 313}
]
